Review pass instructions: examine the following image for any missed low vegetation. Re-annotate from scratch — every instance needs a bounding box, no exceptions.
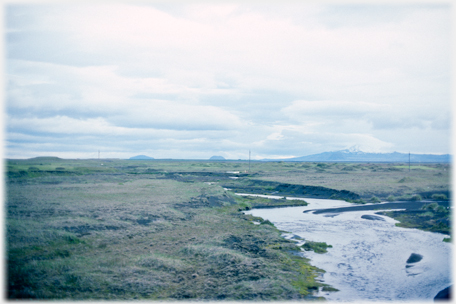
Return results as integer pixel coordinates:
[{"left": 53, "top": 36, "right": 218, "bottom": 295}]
[
  {"left": 6, "top": 158, "right": 333, "bottom": 300},
  {"left": 301, "top": 241, "right": 333, "bottom": 254},
  {"left": 236, "top": 196, "right": 308, "bottom": 210},
  {"left": 377, "top": 202, "right": 451, "bottom": 236},
  {"left": 251, "top": 161, "right": 450, "bottom": 201},
  {"left": 5, "top": 158, "right": 451, "bottom": 299}
]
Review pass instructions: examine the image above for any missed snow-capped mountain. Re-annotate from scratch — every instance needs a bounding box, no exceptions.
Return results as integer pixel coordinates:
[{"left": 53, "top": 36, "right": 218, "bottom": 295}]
[
  {"left": 262, "top": 148, "right": 450, "bottom": 163},
  {"left": 345, "top": 145, "right": 363, "bottom": 153}
]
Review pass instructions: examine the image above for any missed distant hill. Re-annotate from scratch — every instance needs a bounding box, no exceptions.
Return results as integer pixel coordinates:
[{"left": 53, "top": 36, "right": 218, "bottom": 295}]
[
  {"left": 263, "top": 149, "right": 451, "bottom": 163},
  {"left": 129, "top": 155, "right": 154, "bottom": 160},
  {"left": 210, "top": 156, "right": 226, "bottom": 160},
  {"left": 28, "top": 156, "right": 62, "bottom": 161}
]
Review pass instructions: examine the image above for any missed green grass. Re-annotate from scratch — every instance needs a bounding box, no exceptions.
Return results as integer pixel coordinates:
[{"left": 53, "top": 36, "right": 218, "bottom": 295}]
[
  {"left": 6, "top": 159, "right": 330, "bottom": 300},
  {"left": 378, "top": 209, "right": 451, "bottom": 236},
  {"left": 394, "top": 165, "right": 438, "bottom": 170},
  {"left": 376, "top": 200, "right": 451, "bottom": 240},
  {"left": 236, "top": 196, "right": 308, "bottom": 210},
  {"left": 5, "top": 158, "right": 450, "bottom": 300},
  {"left": 301, "top": 241, "right": 333, "bottom": 254},
  {"left": 253, "top": 162, "right": 450, "bottom": 200}
]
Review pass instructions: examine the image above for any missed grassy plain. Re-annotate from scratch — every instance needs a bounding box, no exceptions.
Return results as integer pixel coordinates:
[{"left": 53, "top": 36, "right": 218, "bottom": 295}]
[
  {"left": 5, "top": 158, "right": 451, "bottom": 300},
  {"left": 251, "top": 161, "right": 450, "bottom": 200}
]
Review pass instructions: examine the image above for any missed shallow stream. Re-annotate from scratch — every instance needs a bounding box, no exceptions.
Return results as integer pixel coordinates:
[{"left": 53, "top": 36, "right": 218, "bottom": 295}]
[{"left": 243, "top": 196, "right": 452, "bottom": 302}]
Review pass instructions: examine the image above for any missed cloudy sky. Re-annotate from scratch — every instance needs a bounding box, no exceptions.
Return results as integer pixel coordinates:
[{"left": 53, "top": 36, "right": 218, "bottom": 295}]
[{"left": 4, "top": 1, "right": 452, "bottom": 159}]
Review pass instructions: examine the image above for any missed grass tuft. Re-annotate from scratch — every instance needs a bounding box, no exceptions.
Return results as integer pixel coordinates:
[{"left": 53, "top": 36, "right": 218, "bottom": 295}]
[{"left": 301, "top": 241, "right": 333, "bottom": 254}]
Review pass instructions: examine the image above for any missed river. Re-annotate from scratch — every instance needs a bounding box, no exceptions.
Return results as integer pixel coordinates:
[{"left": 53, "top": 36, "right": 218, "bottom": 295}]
[{"left": 243, "top": 196, "right": 452, "bottom": 302}]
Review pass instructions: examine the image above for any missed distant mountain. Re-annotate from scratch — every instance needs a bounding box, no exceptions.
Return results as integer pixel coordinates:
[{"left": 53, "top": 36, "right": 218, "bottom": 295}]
[
  {"left": 129, "top": 155, "right": 154, "bottom": 160},
  {"left": 210, "top": 156, "right": 226, "bottom": 160},
  {"left": 263, "top": 149, "right": 451, "bottom": 163}
]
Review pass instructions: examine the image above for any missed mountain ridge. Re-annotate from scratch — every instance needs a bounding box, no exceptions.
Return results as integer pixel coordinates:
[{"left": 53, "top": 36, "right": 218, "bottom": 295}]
[
  {"left": 262, "top": 149, "right": 451, "bottom": 163},
  {"left": 129, "top": 155, "right": 154, "bottom": 160}
]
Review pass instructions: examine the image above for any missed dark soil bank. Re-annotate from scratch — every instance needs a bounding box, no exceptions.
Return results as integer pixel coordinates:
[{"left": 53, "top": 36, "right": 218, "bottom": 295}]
[
  {"left": 224, "top": 179, "right": 360, "bottom": 200},
  {"left": 406, "top": 253, "right": 423, "bottom": 264},
  {"left": 361, "top": 215, "right": 385, "bottom": 221},
  {"left": 434, "top": 286, "right": 451, "bottom": 301},
  {"left": 158, "top": 171, "right": 254, "bottom": 183},
  {"left": 309, "top": 201, "right": 450, "bottom": 215}
]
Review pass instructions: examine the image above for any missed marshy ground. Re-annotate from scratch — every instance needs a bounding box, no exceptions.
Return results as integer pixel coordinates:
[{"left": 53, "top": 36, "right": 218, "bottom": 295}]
[{"left": 5, "top": 158, "right": 451, "bottom": 299}]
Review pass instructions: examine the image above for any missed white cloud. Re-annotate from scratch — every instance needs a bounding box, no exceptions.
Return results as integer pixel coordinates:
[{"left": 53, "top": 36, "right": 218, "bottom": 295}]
[
  {"left": 282, "top": 100, "right": 386, "bottom": 119},
  {"left": 8, "top": 116, "right": 123, "bottom": 135},
  {"left": 110, "top": 100, "right": 246, "bottom": 130},
  {"left": 7, "top": 59, "right": 245, "bottom": 131},
  {"left": 266, "top": 132, "right": 284, "bottom": 141},
  {"left": 281, "top": 99, "right": 450, "bottom": 131},
  {"left": 249, "top": 124, "right": 395, "bottom": 155},
  {"left": 4, "top": 3, "right": 452, "bottom": 158}
]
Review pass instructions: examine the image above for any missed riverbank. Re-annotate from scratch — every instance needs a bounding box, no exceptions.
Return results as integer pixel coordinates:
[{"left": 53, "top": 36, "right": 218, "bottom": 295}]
[
  {"left": 245, "top": 199, "right": 452, "bottom": 301},
  {"left": 309, "top": 200, "right": 450, "bottom": 214},
  {"left": 306, "top": 200, "right": 452, "bottom": 236}
]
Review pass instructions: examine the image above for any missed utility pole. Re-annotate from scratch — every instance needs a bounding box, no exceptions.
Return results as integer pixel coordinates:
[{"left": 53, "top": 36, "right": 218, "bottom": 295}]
[
  {"left": 249, "top": 150, "right": 251, "bottom": 172},
  {"left": 98, "top": 150, "right": 100, "bottom": 160},
  {"left": 409, "top": 152, "right": 411, "bottom": 172}
]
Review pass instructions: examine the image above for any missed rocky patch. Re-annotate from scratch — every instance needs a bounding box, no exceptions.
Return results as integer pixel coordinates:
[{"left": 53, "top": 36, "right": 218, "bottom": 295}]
[
  {"left": 406, "top": 253, "right": 423, "bottom": 264},
  {"left": 361, "top": 215, "right": 385, "bottom": 221}
]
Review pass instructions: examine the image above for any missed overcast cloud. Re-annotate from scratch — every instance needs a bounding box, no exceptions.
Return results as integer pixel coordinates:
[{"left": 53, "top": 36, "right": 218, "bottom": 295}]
[{"left": 4, "top": 1, "right": 452, "bottom": 159}]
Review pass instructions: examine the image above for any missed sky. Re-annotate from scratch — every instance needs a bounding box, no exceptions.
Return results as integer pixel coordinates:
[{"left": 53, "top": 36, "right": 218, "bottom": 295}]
[{"left": 3, "top": 1, "right": 453, "bottom": 160}]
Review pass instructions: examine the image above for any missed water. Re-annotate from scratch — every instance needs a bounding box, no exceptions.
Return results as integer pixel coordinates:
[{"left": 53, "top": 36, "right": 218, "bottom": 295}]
[{"left": 244, "top": 197, "right": 452, "bottom": 302}]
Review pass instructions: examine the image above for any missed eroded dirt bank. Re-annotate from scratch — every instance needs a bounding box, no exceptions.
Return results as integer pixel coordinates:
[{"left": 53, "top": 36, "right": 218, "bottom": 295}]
[{"left": 223, "top": 179, "right": 360, "bottom": 200}]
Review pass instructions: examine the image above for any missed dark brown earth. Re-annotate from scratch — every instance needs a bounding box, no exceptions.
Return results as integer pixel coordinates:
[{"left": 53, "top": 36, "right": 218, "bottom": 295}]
[
  {"left": 223, "top": 179, "right": 360, "bottom": 200},
  {"left": 406, "top": 253, "right": 423, "bottom": 264},
  {"left": 434, "top": 286, "right": 451, "bottom": 301},
  {"left": 308, "top": 201, "right": 450, "bottom": 215}
]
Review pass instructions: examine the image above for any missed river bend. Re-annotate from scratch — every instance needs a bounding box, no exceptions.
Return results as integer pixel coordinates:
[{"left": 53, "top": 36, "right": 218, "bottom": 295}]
[{"left": 244, "top": 197, "right": 451, "bottom": 302}]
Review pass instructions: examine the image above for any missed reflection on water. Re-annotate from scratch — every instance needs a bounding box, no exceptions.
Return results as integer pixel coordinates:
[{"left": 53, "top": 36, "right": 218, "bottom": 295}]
[{"left": 244, "top": 198, "right": 451, "bottom": 302}]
